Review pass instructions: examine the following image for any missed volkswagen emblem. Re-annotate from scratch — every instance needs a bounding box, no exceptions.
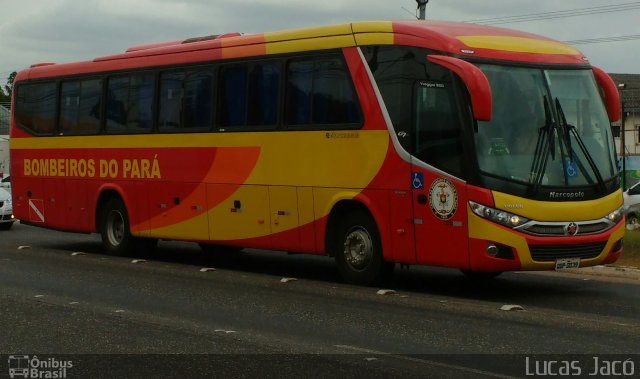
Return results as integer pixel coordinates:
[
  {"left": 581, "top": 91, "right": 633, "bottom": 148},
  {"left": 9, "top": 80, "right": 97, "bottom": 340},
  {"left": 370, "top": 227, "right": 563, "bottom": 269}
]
[{"left": 565, "top": 222, "right": 579, "bottom": 236}]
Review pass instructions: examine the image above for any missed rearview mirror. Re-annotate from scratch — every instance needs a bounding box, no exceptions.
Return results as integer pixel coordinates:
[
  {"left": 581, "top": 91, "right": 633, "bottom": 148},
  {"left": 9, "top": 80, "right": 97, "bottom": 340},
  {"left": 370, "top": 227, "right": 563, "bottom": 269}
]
[
  {"left": 591, "top": 66, "right": 620, "bottom": 123},
  {"left": 427, "top": 55, "right": 492, "bottom": 121}
]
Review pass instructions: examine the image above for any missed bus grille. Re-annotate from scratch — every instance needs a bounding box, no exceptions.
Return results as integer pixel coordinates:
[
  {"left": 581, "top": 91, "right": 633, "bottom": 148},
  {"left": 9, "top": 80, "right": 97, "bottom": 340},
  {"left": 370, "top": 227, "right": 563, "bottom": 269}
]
[
  {"left": 529, "top": 242, "right": 607, "bottom": 262},
  {"left": 519, "top": 221, "right": 611, "bottom": 236}
]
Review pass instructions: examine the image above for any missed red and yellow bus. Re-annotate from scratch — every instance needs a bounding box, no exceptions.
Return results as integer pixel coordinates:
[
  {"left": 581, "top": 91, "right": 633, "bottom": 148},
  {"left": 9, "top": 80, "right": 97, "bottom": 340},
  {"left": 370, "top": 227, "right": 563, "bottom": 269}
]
[{"left": 10, "top": 21, "right": 624, "bottom": 285}]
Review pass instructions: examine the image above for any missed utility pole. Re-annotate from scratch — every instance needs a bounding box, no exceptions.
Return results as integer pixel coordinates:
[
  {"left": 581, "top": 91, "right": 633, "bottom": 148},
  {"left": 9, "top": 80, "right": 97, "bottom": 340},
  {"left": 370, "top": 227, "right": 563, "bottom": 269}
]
[
  {"left": 618, "top": 83, "right": 627, "bottom": 190},
  {"left": 416, "top": 0, "right": 429, "bottom": 20}
]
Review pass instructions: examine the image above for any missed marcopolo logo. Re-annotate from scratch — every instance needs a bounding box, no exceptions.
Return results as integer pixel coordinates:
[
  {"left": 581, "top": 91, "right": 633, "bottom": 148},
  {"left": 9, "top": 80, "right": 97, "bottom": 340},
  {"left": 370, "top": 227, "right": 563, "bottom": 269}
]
[
  {"left": 548, "top": 191, "right": 585, "bottom": 199},
  {"left": 8, "top": 355, "right": 73, "bottom": 378}
]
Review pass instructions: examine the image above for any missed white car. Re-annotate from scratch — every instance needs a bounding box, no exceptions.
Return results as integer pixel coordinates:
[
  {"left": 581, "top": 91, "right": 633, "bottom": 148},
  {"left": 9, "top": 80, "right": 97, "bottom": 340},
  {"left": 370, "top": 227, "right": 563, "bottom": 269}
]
[
  {"left": 0, "top": 187, "right": 14, "bottom": 230},
  {"left": 623, "top": 181, "right": 640, "bottom": 230},
  {"left": 0, "top": 175, "right": 10, "bottom": 190}
]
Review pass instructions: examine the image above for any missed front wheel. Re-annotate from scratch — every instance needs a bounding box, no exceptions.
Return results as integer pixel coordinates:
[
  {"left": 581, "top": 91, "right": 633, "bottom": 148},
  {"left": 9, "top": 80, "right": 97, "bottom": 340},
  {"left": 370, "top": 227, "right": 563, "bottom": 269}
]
[
  {"left": 334, "top": 210, "right": 393, "bottom": 286},
  {"left": 0, "top": 222, "right": 13, "bottom": 230}
]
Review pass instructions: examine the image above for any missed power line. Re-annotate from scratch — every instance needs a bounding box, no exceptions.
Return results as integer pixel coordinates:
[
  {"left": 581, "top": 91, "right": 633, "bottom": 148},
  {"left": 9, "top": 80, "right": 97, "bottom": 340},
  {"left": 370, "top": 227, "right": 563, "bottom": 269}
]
[
  {"left": 459, "top": 1, "right": 640, "bottom": 47},
  {"left": 563, "top": 34, "right": 640, "bottom": 45},
  {"left": 465, "top": 1, "right": 640, "bottom": 25}
]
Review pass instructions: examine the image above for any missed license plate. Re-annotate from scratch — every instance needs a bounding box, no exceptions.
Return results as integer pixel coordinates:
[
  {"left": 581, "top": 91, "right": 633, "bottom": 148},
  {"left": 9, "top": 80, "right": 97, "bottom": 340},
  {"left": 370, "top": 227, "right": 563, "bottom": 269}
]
[{"left": 555, "top": 258, "right": 580, "bottom": 270}]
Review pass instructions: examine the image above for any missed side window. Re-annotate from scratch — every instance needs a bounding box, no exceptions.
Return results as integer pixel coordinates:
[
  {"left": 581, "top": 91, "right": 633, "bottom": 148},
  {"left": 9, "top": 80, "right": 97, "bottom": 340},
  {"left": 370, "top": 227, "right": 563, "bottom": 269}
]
[
  {"left": 184, "top": 70, "right": 214, "bottom": 129},
  {"left": 313, "top": 58, "right": 360, "bottom": 124},
  {"left": 286, "top": 56, "right": 361, "bottom": 127},
  {"left": 218, "top": 65, "right": 248, "bottom": 128},
  {"left": 248, "top": 62, "right": 280, "bottom": 126},
  {"left": 218, "top": 61, "right": 281, "bottom": 129},
  {"left": 106, "top": 76, "right": 128, "bottom": 130},
  {"left": 159, "top": 69, "right": 214, "bottom": 131},
  {"left": 414, "top": 81, "right": 464, "bottom": 177},
  {"left": 60, "top": 81, "right": 80, "bottom": 133},
  {"left": 106, "top": 74, "right": 154, "bottom": 134},
  {"left": 159, "top": 71, "right": 184, "bottom": 130},
  {"left": 15, "top": 82, "right": 57, "bottom": 135},
  {"left": 78, "top": 80, "right": 102, "bottom": 134},
  {"left": 60, "top": 79, "right": 101, "bottom": 135},
  {"left": 286, "top": 60, "right": 313, "bottom": 125}
]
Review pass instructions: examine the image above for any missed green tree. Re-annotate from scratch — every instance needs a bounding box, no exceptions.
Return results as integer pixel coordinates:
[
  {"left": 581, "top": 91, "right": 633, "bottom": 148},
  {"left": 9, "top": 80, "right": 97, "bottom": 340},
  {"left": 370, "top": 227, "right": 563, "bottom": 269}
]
[
  {"left": 2, "top": 71, "right": 17, "bottom": 98},
  {"left": 0, "top": 71, "right": 16, "bottom": 105}
]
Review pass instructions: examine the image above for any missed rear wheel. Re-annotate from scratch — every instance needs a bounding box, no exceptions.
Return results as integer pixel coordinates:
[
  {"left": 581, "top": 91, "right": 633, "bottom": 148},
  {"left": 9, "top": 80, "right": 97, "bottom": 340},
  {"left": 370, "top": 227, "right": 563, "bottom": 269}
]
[
  {"left": 100, "top": 198, "right": 157, "bottom": 256},
  {"left": 334, "top": 210, "right": 393, "bottom": 286}
]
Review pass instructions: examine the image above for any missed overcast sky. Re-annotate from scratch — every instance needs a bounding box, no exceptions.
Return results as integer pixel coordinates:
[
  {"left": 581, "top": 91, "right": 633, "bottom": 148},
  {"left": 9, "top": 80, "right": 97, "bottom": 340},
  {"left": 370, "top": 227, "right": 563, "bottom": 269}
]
[{"left": 2, "top": 0, "right": 640, "bottom": 83}]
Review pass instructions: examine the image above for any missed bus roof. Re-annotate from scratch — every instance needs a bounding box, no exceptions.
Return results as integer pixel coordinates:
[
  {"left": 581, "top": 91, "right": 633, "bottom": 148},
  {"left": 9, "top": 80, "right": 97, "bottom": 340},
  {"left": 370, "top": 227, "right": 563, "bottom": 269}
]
[{"left": 18, "top": 20, "right": 587, "bottom": 80}]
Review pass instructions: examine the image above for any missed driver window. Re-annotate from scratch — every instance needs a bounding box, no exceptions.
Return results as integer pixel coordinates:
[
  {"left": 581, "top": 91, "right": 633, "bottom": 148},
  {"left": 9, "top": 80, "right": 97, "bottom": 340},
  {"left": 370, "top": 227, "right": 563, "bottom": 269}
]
[{"left": 414, "top": 81, "right": 464, "bottom": 178}]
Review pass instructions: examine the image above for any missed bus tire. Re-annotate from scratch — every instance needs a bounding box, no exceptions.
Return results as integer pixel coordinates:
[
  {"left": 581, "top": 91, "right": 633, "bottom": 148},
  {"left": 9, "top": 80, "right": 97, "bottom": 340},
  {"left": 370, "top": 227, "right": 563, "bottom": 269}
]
[
  {"left": 100, "top": 197, "right": 137, "bottom": 256},
  {"left": 334, "top": 210, "right": 393, "bottom": 286}
]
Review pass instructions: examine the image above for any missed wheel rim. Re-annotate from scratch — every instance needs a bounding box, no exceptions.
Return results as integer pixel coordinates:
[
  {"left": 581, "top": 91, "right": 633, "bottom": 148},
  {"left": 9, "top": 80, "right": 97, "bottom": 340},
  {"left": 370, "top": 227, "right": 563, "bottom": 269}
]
[
  {"left": 343, "top": 226, "right": 373, "bottom": 271},
  {"left": 106, "top": 210, "right": 125, "bottom": 246}
]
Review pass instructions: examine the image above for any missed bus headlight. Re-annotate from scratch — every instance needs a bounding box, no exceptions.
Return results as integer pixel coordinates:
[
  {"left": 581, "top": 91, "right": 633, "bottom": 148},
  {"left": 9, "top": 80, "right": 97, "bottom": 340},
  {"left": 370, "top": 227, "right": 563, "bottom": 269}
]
[
  {"left": 469, "top": 201, "right": 529, "bottom": 228},
  {"left": 606, "top": 206, "right": 624, "bottom": 224}
]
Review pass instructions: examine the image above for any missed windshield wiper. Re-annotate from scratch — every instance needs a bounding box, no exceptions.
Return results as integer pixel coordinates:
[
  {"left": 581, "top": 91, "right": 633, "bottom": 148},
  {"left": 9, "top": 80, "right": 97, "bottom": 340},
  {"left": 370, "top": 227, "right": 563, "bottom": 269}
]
[
  {"left": 529, "top": 97, "right": 555, "bottom": 194},
  {"left": 555, "top": 97, "right": 606, "bottom": 193},
  {"left": 554, "top": 98, "right": 572, "bottom": 186}
]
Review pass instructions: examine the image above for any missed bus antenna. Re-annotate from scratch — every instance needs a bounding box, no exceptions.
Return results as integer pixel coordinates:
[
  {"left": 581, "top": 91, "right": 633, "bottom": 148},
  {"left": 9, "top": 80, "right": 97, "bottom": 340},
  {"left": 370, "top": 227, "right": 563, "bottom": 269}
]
[{"left": 416, "top": 0, "right": 429, "bottom": 20}]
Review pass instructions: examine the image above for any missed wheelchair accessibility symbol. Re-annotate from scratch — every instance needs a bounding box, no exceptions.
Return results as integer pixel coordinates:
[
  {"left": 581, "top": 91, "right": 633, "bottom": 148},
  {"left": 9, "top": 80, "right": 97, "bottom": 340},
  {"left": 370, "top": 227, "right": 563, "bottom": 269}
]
[
  {"left": 566, "top": 160, "right": 577, "bottom": 178},
  {"left": 412, "top": 172, "right": 424, "bottom": 189}
]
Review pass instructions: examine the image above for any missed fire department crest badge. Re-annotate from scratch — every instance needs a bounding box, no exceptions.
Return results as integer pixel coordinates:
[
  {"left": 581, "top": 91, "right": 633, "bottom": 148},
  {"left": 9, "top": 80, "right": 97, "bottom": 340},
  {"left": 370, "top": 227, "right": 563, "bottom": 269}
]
[{"left": 428, "top": 178, "right": 458, "bottom": 220}]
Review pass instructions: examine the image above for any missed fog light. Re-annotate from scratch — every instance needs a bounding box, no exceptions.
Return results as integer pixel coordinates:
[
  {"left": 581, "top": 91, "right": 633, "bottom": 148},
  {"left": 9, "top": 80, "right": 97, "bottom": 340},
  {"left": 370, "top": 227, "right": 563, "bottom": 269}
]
[{"left": 486, "top": 243, "right": 499, "bottom": 257}]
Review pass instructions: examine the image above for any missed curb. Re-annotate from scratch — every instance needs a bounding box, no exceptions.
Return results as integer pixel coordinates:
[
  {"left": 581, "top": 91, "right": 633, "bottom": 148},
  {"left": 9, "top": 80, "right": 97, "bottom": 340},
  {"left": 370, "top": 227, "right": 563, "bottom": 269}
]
[{"left": 564, "top": 265, "right": 640, "bottom": 280}]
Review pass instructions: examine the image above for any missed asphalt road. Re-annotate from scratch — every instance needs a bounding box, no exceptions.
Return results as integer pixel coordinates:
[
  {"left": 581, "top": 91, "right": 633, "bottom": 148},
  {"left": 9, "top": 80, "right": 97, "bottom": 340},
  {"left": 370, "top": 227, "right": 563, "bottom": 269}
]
[{"left": 1, "top": 222, "right": 639, "bottom": 378}]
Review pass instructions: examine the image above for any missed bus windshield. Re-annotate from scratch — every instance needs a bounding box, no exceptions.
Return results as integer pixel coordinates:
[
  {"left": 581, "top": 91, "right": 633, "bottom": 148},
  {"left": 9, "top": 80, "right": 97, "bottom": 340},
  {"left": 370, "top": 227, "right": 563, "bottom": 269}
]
[{"left": 474, "top": 65, "right": 617, "bottom": 189}]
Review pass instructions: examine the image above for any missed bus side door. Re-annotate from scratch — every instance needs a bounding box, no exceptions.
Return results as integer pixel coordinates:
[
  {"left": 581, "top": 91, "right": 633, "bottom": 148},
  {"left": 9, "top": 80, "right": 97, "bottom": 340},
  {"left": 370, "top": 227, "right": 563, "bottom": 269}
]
[
  {"left": 410, "top": 79, "right": 469, "bottom": 268},
  {"left": 411, "top": 168, "right": 469, "bottom": 268}
]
